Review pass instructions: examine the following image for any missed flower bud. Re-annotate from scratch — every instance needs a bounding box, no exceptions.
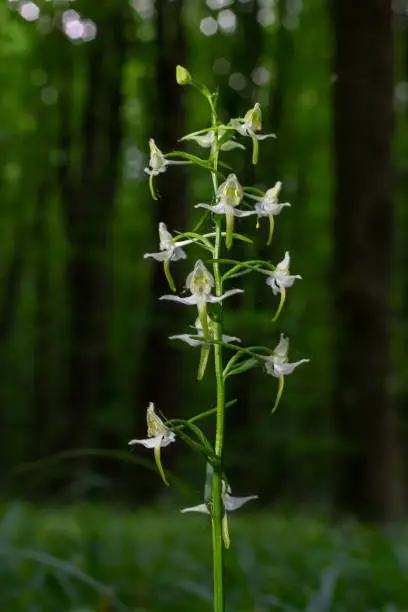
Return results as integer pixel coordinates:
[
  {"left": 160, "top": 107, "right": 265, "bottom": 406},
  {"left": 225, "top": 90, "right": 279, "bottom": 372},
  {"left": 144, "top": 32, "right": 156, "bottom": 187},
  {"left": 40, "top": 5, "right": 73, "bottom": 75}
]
[{"left": 176, "top": 65, "right": 192, "bottom": 85}]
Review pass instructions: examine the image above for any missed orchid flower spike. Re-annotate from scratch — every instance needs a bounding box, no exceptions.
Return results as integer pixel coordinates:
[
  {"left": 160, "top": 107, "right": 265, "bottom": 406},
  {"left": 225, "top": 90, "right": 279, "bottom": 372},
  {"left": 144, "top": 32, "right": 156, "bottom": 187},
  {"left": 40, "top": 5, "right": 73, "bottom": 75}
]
[
  {"left": 170, "top": 315, "right": 241, "bottom": 380},
  {"left": 246, "top": 181, "right": 291, "bottom": 245},
  {"left": 266, "top": 251, "right": 302, "bottom": 321},
  {"left": 265, "top": 334, "right": 310, "bottom": 413},
  {"left": 160, "top": 260, "right": 243, "bottom": 342},
  {"left": 195, "top": 174, "right": 253, "bottom": 249},
  {"left": 129, "top": 402, "right": 175, "bottom": 486},
  {"left": 230, "top": 103, "right": 276, "bottom": 164},
  {"left": 181, "top": 480, "right": 257, "bottom": 548},
  {"left": 144, "top": 222, "right": 187, "bottom": 292},
  {"left": 182, "top": 128, "right": 245, "bottom": 152},
  {"left": 144, "top": 139, "right": 186, "bottom": 200}
]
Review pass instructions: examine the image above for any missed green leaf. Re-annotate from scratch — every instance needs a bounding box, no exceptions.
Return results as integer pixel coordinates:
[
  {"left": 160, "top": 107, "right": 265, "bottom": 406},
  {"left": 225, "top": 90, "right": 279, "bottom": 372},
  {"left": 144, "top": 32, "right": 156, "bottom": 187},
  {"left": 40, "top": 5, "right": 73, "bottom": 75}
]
[
  {"left": 173, "top": 231, "right": 214, "bottom": 253},
  {"left": 193, "top": 210, "right": 210, "bottom": 233},
  {"left": 166, "top": 150, "right": 213, "bottom": 170},
  {"left": 232, "top": 233, "right": 253, "bottom": 244},
  {"left": 224, "top": 358, "right": 259, "bottom": 379},
  {"left": 188, "top": 399, "right": 238, "bottom": 424},
  {"left": 168, "top": 418, "right": 215, "bottom": 461}
]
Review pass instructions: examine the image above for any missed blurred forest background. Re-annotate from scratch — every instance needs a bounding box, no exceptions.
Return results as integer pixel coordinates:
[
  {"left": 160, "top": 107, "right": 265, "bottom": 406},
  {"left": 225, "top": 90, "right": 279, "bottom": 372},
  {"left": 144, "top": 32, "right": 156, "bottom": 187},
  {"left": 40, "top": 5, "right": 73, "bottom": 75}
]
[{"left": 1, "top": 0, "right": 408, "bottom": 527}]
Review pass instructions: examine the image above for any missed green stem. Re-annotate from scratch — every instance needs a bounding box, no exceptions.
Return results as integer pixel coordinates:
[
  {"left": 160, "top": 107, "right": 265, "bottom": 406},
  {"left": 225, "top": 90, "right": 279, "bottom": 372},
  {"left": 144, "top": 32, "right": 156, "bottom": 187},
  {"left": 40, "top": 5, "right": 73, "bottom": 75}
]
[
  {"left": 209, "top": 93, "right": 225, "bottom": 612},
  {"left": 212, "top": 217, "right": 225, "bottom": 612},
  {"left": 209, "top": 339, "right": 271, "bottom": 361}
]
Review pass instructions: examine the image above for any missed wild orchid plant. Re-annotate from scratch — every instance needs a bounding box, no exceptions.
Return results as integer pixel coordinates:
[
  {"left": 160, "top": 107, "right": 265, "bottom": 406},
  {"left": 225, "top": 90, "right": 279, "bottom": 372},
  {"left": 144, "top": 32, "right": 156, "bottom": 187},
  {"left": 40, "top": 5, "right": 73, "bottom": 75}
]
[{"left": 129, "top": 66, "right": 309, "bottom": 612}]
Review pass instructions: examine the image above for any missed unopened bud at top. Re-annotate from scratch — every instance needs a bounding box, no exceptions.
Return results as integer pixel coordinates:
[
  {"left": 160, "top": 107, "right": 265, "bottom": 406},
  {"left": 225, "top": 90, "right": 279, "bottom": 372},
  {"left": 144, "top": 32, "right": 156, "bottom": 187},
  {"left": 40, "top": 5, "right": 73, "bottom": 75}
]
[{"left": 176, "top": 65, "right": 192, "bottom": 86}]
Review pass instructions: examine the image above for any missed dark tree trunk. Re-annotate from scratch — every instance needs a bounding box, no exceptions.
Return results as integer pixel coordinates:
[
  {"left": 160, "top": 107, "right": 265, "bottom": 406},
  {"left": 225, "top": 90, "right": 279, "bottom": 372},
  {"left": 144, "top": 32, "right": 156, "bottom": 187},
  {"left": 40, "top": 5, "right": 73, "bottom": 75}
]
[
  {"left": 0, "top": 236, "right": 24, "bottom": 343},
  {"left": 137, "top": 0, "right": 187, "bottom": 408},
  {"left": 331, "top": 0, "right": 402, "bottom": 520},
  {"left": 58, "top": 13, "right": 128, "bottom": 486},
  {"left": 135, "top": 0, "right": 188, "bottom": 498}
]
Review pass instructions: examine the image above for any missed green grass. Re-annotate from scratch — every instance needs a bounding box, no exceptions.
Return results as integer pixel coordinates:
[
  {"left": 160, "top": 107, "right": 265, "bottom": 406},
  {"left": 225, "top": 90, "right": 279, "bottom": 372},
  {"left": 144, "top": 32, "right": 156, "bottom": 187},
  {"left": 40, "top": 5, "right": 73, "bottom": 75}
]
[{"left": 1, "top": 503, "right": 408, "bottom": 611}]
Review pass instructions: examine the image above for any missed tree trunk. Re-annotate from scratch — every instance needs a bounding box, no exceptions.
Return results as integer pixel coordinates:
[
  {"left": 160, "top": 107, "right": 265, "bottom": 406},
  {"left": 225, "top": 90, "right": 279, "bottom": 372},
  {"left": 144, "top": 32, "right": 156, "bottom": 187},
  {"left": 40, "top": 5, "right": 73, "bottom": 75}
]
[
  {"left": 58, "top": 13, "right": 128, "bottom": 487},
  {"left": 135, "top": 0, "right": 188, "bottom": 498},
  {"left": 331, "top": 0, "right": 402, "bottom": 520}
]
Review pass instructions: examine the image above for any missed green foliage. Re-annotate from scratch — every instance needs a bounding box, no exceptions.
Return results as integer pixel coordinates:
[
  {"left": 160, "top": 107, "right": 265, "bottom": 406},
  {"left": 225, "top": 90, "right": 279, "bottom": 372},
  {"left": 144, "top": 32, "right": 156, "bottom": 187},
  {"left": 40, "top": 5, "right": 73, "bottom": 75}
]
[{"left": 1, "top": 504, "right": 408, "bottom": 611}]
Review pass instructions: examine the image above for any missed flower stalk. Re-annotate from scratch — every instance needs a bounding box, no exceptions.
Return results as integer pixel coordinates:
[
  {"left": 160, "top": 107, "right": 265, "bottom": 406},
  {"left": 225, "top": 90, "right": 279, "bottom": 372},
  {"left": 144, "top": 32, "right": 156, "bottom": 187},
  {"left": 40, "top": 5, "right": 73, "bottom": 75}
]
[{"left": 209, "top": 96, "right": 227, "bottom": 612}]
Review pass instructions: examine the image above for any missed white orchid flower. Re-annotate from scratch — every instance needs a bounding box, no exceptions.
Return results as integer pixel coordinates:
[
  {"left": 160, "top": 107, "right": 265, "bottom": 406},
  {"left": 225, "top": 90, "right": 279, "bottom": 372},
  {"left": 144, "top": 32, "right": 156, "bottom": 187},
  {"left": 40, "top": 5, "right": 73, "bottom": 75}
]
[
  {"left": 195, "top": 174, "right": 254, "bottom": 249},
  {"left": 170, "top": 315, "right": 241, "bottom": 380},
  {"left": 160, "top": 260, "right": 243, "bottom": 341},
  {"left": 181, "top": 480, "right": 257, "bottom": 548},
  {"left": 266, "top": 251, "right": 302, "bottom": 321},
  {"left": 144, "top": 222, "right": 186, "bottom": 263},
  {"left": 230, "top": 103, "right": 276, "bottom": 164},
  {"left": 183, "top": 129, "right": 245, "bottom": 151},
  {"left": 144, "top": 139, "right": 186, "bottom": 200},
  {"left": 265, "top": 334, "right": 310, "bottom": 412},
  {"left": 144, "top": 138, "right": 183, "bottom": 176},
  {"left": 266, "top": 251, "right": 301, "bottom": 295},
  {"left": 129, "top": 402, "right": 175, "bottom": 486},
  {"left": 144, "top": 222, "right": 187, "bottom": 291},
  {"left": 246, "top": 181, "right": 291, "bottom": 245}
]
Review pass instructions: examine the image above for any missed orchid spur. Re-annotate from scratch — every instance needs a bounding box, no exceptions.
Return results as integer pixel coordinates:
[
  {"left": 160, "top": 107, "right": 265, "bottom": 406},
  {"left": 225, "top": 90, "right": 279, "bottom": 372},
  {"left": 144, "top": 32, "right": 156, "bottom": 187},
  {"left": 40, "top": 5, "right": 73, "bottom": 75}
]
[
  {"left": 230, "top": 103, "right": 276, "bottom": 164},
  {"left": 129, "top": 402, "right": 175, "bottom": 486},
  {"left": 265, "top": 334, "right": 310, "bottom": 413}
]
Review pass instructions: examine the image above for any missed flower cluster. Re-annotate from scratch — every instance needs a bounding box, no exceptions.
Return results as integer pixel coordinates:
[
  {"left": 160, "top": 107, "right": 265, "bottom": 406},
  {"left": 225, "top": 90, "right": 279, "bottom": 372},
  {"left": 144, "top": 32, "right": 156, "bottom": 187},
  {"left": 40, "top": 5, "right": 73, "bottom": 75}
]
[{"left": 129, "top": 67, "right": 309, "bottom": 574}]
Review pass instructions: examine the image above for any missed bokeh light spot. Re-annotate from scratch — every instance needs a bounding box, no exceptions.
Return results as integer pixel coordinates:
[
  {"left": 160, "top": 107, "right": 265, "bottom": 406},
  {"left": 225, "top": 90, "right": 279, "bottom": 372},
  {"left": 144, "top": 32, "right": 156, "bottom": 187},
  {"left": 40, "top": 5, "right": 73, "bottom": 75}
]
[
  {"left": 229, "top": 72, "right": 246, "bottom": 91},
  {"left": 206, "top": 0, "right": 234, "bottom": 9},
  {"left": 200, "top": 16, "right": 218, "bottom": 36},
  {"left": 251, "top": 66, "right": 271, "bottom": 86},
  {"left": 41, "top": 86, "right": 58, "bottom": 105},
  {"left": 213, "top": 57, "right": 231, "bottom": 75},
  {"left": 217, "top": 9, "right": 237, "bottom": 34},
  {"left": 19, "top": 2, "right": 40, "bottom": 22}
]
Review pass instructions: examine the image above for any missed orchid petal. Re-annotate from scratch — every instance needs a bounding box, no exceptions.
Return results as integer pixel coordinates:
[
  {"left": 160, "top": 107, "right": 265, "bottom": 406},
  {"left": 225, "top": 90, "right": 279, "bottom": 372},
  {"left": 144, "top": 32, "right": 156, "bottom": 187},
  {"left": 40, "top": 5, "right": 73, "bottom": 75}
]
[
  {"left": 206, "top": 288, "right": 244, "bottom": 303},
  {"left": 222, "top": 334, "right": 241, "bottom": 343},
  {"left": 230, "top": 119, "right": 247, "bottom": 137},
  {"left": 169, "top": 334, "right": 203, "bottom": 347},
  {"left": 181, "top": 503, "right": 210, "bottom": 514},
  {"left": 232, "top": 208, "right": 257, "bottom": 218},
  {"left": 256, "top": 133, "right": 277, "bottom": 141},
  {"left": 220, "top": 140, "right": 246, "bottom": 151},
  {"left": 274, "top": 359, "right": 310, "bottom": 376},
  {"left": 160, "top": 294, "right": 198, "bottom": 305},
  {"left": 128, "top": 435, "right": 163, "bottom": 449},
  {"left": 144, "top": 251, "right": 170, "bottom": 262},
  {"left": 224, "top": 494, "right": 258, "bottom": 512},
  {"left": 195, "top": 202, "right": 226, "bottom": 214}
]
